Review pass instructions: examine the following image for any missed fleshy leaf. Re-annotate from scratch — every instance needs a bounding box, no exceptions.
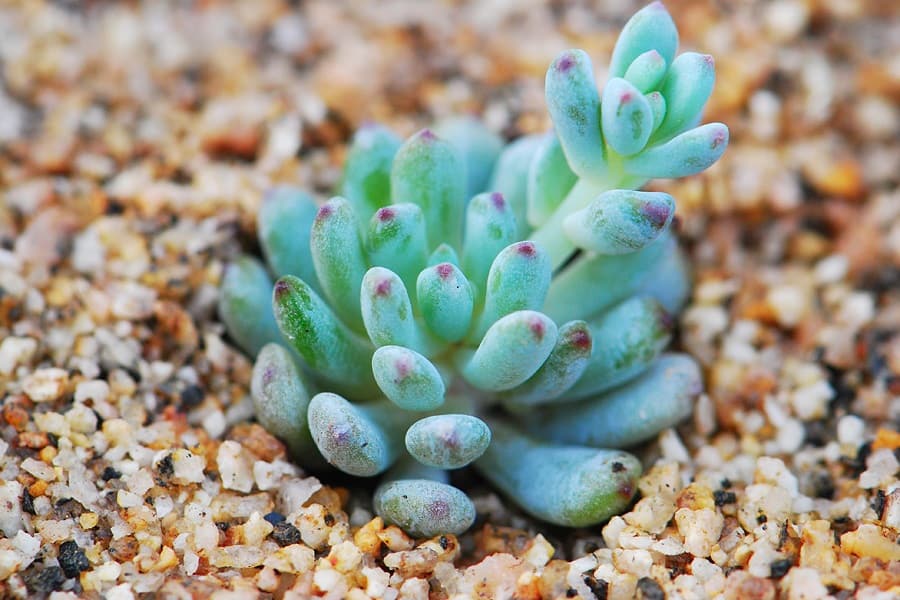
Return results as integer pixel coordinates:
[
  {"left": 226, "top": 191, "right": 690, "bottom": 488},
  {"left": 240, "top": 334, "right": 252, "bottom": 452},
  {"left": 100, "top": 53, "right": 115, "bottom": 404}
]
[
  {"left": 366, "top": 204, "right": 429, "bottom": 294},
  {"left": 474, "top": 420, "right": 641, "bottom": 527},
  {"left": 646, "top": 91, "right": 667, "bottom": 133},
  {"left": 372, "top": 345, "right": 445, "bottom": 411},
  {"left": 544, "top": 230, "right": 670, "bottom": 322},
  {"left": 500, "top": 320, "right": 592, "bottom": 410},
  {"left": 405, "top": 414, "right": 491, "bottom": 469},
  {"left": 625, "top": 122, "right": 729, "bottom": 178},
  {"left": 470, "top": 241, "right": 552, "bottom": 341},
  {"left": 461, "top": 192, "right": 518, "bottom": 291},
  {"left": 219, "top": 255, "right": 283, "bottom": 357},
  {"left": 524, "top": 353, "right": 702, "bottom": 447},
  {"left": 601, "top": 77, "right": 654, "bottom": 156},
  {"left": 251, "top": 343, "right": 323, "bottom": 466},
  {"left": 374, "top": 479, "right": 475, "bottom": 537},
  {"left": 609, "top": 1, "right": 678, "bottom": 78},
  {"left": 416, "top": 262, "right": 475, "bottom": 343},
  {"left": 623, "top": 49, "right": 667, "bottom": 93},
  {"left": 562, "top": 189, "right": 674, "bottom": 254},
  {"left": 391, "top": 129, "right": 466, "bottom": 250},
  {"left": 526, "top": 131, "right": 577, "bottom": 228},
  {"left": 360, "top": 267, "right": 436, "bottom": 353},
  {"left": 273, "top": 275, "right": 376, "bottom": 396},
  {"left": 634, "top": 235, "right": 691, "bottom": 313},
  {"left": 458, "top": 310, "right": 557, "bottom": 391},
  {"left": 310, "top": 197, "right": 369, "bottom": 332},
  {"left": 341, "top": 123, "right": 402, "bottom": 224},
  {"left": 427, "top": 243, "right": 460, "bottom": 268},
  {"left": 567, "top": 295, "right": 673, "bottom": 399},
  {"left": 652, "top": 52, "right": 716, "bottom": 142},
  {"left": 488, "top": 134, "right": 543, "bottom": 238},
  {"left": 545, "top": 49, "right": 606, "bottom": 180},
  {"left": 307, "top": 393, "right": 409, "bottom": 477},
  {"left": 258, "top": 186, "right": 321, "bottom": 292},
  {"left": 434, "top": 115, "right": 504, "bottom": 199}
]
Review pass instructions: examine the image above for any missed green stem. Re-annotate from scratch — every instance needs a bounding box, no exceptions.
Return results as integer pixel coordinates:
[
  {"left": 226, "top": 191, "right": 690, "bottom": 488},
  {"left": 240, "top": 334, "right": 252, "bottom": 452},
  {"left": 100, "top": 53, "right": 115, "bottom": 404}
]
[{"left": 528, "top": 174, "right": 620, "bottom": 271}]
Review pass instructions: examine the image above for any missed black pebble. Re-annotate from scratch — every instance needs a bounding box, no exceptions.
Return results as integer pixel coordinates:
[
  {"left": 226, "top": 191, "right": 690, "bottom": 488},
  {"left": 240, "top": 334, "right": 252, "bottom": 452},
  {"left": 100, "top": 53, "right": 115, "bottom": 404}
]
[
  {"left": 101, "top": 466, "right": 122, "bottom": 481},
  {"left": 713, "top": 490, "right": 737, "bottom": 506},
  {"left": 769, "top": 558, "right": 793, "bottom": 578},
  {"left": 871, "top": 489, "right": 886, "bottom": 518},
  {"left": 22, "top": 488, "right": 36, "bottom": 515},
  {"left": 156, "top": 453, "right": 175, "bottom": 478},
  {"left": 636, "top": 576, "right": 665, "bottom": 600},
  {"left": 58, "top": 540, "right": 90, "bottom": 578},
  {"left": 271, "top": 521, "right": 302, "bottom": 546},
  {"left": 180, "top": 384, "right": 205, "bottom": 410},
  {"left": 582, "top": 575, "right": 608, "bottom": 600},
  {"left": 23, "top": 565, "right": 66, "bottom": 594}
]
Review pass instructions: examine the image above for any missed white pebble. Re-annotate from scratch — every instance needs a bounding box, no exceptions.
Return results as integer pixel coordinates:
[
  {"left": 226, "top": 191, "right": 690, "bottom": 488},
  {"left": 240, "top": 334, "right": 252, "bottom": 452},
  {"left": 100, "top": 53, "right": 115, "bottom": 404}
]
[
  {"left": 203, "top": 409, "right": 227, "bottom": 439},
  {"left": 659, "top": 429, "right": 691, "bottom": 464},
  {"left": 0, "top": 337, "right": 37, "bottom": 375},
  {"left": 837, "top": 292, "right": 875, "bottom": 329},
  {"left": 790, "top": 380, "right": 834, "bottom": 421},
  {"left": 22, "top": 368, "right": 69, "bottom": 402},
  {"left": 859, "top": 449, "right": 900, "bottom": 489},
  {"left": 814, "top": 254, "right": 848, "bottom": 284},
  {"left": 837, "top": 415, "right": 865, "bottom": 446},
  {"left": 766, "top": 285, "right": 809, "bottom": 328},
  {"left": 105, "top": 584, "right": 136, "bottom": 600},
  {"left": 756, "top": 457, "right": 799, "bottom": 495},
  {"left": 116, "top": 490, "right": 143, "bottom": 508},
  {"left": 217, "top": 441, "right": 254, "bottom": 493},
  {"left": 522, "top": 534, "right": 554, "bottom": 567},
  {"left": 12, "top": 531, "right": 41, "bottom": 558}
]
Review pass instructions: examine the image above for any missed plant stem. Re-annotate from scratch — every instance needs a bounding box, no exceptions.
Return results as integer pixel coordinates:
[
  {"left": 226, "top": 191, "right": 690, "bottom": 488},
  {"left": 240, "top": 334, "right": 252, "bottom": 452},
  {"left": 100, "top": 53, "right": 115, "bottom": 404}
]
[{"left": 527, "top": 173, "right": 621, "bottom": 271}]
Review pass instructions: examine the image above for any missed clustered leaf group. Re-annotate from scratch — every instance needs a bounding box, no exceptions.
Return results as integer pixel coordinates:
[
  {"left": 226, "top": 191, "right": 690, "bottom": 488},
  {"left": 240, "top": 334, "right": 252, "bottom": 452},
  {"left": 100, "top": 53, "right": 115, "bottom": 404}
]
[{"left": 220, "top": 2, "right": 727, "bottom": 536}]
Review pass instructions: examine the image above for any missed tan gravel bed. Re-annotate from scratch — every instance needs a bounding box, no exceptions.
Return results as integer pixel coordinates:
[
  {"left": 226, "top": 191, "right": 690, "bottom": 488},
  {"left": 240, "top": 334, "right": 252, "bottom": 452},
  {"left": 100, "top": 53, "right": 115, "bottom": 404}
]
[{"left": 0, "top": 0, "right": 898, "bottom": 598}]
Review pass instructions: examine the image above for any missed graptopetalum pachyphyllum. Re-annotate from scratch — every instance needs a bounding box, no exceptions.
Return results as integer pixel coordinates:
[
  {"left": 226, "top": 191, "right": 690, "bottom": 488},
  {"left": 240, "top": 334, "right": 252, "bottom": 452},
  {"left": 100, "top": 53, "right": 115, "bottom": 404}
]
[{"left": 220, "top": 2, "right": 726, "bottom": 536}]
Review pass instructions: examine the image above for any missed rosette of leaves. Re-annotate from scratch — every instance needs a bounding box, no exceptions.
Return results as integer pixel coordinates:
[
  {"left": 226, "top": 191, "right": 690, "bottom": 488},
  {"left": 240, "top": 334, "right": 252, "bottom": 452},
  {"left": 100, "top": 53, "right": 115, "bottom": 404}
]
[{"left": 220, "top": 2, "right": 724, "bottom": 537}]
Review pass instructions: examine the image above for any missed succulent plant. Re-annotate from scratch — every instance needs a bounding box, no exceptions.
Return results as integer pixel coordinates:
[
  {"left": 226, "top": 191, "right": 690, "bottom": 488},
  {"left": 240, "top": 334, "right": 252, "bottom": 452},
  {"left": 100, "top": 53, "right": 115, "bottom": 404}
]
[{"left": 220, "top": 2, "right": 725, "bottom": 537}]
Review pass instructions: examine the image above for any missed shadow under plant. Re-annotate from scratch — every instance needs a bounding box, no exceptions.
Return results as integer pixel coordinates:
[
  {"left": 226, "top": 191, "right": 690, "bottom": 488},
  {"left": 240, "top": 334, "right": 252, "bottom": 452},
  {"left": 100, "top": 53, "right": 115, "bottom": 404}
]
[{"left": 219, "top": 2, "right": 728, "bottom": 537}]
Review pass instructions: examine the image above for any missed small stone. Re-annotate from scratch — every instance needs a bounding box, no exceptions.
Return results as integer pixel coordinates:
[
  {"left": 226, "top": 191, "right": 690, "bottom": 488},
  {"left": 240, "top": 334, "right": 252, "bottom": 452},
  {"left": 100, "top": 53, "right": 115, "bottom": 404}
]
[
  {"left": 837, "top": 415, "right": 865, "bottom": 447},
  {"left": 23, "top": 565, "right": 66, "bottom": 594},
  {"left": 101, "top": 466, "right": 122, "bottom": 481},
  {"left": 242, "top": 512, "right": 274, "bottom": 547},
  {"left": 765, "top": 285, "right": 809, "bottom": 328},
  {"left": 0, "top": 337, "right": 38, "bottom": 376},
  {"left": 217, "top": 440, "right": 255, "bottom": 493},
  {"left": 229, "top": 423, "right": 286, "bottom": 462},
  {"left": 840, "top": 524, "right": 900, "bottom": 561},
  {"left": 165, "top": 449, "right": 206, "bottom": 485},
  {"left": 328, "top": 540, "right": 363, "bottom": 573},
  {"left": 271, "top": 521, "right": 302, "bottom": 547},
  {"left": 208, "top": 545, "right": 265, "bottom": 569},
  {"left": 675, "top": 508, "right": 724, "bottom": 558},
  {"left": 521, "top": 534, "right": 554, "bottom": 568},
  {"left": 203, "top": 409, "right": 227, "bottom": 439},
  {"left": 23, "top": 368, "right": 70, "bottom": 403},
  {"left": 74, "top": 380, "right": 110, "bottom": 404},
  {"left": 858, "top": 448, "right": 899, "bottom": 489},
  {"left": 57, "top": 540, "right": 89, "bottom": 578},
  {"left": 116, "top": 490, "right": 143, "bottom": 508},
  {"left": 780, "top": 567, "right": 829, "bottom": 600},
  {"left": 636, "top": 576, "right": 665, "bottom": 600},
  {"left": 768, "top": 558, "right": 792, "bottom": 578},
  {"left": 179, "top": 384, "right": 205, "bottom": 409}
]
